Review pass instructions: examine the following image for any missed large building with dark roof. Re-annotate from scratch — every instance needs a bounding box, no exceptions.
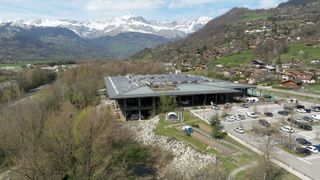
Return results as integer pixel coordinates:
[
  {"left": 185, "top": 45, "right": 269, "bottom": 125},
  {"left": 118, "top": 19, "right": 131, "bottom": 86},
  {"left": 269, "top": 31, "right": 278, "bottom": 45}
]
[{"left": 105, "top": 74, "right": 255, "bottom": 120}]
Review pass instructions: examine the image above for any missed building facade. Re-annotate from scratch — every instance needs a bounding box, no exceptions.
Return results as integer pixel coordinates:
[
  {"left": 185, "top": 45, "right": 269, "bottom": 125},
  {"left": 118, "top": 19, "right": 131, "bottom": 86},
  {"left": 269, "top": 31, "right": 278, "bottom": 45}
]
[{"left": 105, "top": 74, "right": 255, "bottom": 120}]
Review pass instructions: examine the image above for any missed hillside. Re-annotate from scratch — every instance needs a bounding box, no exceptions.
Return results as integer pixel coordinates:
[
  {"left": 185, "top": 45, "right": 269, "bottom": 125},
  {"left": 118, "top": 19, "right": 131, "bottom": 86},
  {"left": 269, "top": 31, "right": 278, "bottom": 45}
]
[
  {"left": 132, "top": 0, "right": 320, "bottom": 65},
  {"left": 0, "top": 26, "right": 170, "bottom": 62}
]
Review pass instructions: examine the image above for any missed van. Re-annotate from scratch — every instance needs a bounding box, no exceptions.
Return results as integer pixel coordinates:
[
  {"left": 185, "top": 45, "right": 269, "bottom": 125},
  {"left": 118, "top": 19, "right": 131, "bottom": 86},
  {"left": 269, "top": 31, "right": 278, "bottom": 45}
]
[{"left": 245, "top": 97, "right": 259, "bottom": 103}]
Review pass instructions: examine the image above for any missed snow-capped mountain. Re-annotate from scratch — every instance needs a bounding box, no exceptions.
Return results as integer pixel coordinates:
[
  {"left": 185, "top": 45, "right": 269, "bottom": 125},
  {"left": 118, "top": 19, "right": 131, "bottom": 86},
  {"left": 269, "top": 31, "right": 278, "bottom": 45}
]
[{"left": 0, "top": 14, "right": 211, "bottom": 39}]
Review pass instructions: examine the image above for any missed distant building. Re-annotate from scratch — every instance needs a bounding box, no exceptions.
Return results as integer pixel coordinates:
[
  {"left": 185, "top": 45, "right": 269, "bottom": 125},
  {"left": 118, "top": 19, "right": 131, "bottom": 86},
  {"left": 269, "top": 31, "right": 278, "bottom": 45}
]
[
  {"left": 105, "top": 74, "right": 255, "bottom": 120},
  {"left": 281, "top": 80, "right": 302, "bottom": 89},
  {"left": 281, "top": 64, "right": 291, "bottom": 69}
]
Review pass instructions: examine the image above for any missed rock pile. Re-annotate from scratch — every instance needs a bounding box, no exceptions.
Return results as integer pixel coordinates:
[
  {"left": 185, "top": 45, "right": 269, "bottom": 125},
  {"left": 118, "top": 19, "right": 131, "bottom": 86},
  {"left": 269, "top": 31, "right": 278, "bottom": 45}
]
[{"left": 127, "top": 116, "right": 216, "bottom": 177}]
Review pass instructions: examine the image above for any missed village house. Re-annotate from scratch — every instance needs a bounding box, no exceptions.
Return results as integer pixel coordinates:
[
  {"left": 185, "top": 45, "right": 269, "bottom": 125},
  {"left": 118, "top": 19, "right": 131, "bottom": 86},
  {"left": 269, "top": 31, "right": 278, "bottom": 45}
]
[
  {"left": 281, "top": 63, "right": 291, "bottom": 69},
  {"left": 260, "top": 65, "right": 276, "bottom": 72},
  {"left": 310, "top": 59, "right": 320, "bottom": 64},
  {"left": 286, "top": 71, "right": 316, "bottom": 84},
  {"left": 281, "top": 80, "right": 302, "bottom": 89}
]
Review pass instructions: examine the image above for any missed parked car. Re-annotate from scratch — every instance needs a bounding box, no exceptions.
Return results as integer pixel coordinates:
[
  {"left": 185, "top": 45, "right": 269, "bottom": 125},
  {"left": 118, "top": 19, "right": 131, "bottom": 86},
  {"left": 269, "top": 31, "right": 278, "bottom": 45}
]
[
  {"left": 306, "top": 146, "right": 318, "bottom": 154},
  {"left": 281, "top": 125, "right": 295, "bottom": 133},
  {"left": 264, "top": 112, "right": 273, "bottom": 117},
  {"left": 296, "top": 108, "right": 306, "bottom": 113},
  {"left": 305, "top": 109, "right": 311, "bottom": 113},
  {"left": 258, "top": 119, "right": 271, "bottom": 128},
  {"left": 234, "top": 127, "right": 245, "bottom": 134},
  {"left": 311, "top": 115, "right": 320, "bottom": 121},
  {"left": 296, "top": 105, "right": 305, "bottom": 109},
  {"left": 226, "top": 116, "right": 236, "bottom": 122},
  {"left": 314, "top": 144, "right": 320, "bottom": 151},
  {"left": 296, "top": 147, "right": 312, "bottom": 156},
  {"left": 278, "top": 110, "right": 289, "bottom": 116},
  {"left": 303, "top": 116, "right": 313, "bottom": 122},
  {"left": 296, "top": 138, "right": 312, "bottom": 146},
  {"left": 311, "top": 106, "right": 320, "bottom": 112},
  {"left": 246, "top": 111, "right": 258, "bottom": 118},
  {"left": 298, "top": 124, "right": 313, "bottom": 131},
  {"left": 236, "top": 114, "right": 245, "bottom": 120}
]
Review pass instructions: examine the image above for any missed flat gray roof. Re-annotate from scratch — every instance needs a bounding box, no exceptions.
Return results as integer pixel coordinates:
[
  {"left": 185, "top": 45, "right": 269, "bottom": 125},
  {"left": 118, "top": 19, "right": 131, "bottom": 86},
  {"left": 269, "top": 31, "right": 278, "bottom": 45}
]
[{"left": 105, "top": 74, "right": 255, "bottom": 99}]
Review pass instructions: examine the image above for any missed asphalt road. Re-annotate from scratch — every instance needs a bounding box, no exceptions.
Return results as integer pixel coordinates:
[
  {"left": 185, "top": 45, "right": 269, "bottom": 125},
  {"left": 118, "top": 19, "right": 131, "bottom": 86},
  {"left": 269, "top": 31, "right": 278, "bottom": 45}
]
[{"left": 257, "top": 86, "right": 320, "bottom": 99}]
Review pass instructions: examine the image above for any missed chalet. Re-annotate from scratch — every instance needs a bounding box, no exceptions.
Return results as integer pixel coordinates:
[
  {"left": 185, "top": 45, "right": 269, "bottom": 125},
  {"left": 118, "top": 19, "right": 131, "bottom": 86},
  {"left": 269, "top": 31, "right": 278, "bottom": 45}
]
[
  {"left": 281, "top": 80, "right": 302, "bottom": 89},
  {"left": 281, "top": 64, "right": 291, "bottom": 69},
  {"left": 299, "top": 75, "right": 316, "bottom": 84},
  {"left": 291, "top": 71, "right": 316, "bottom": 84},
  {"left": 196, "top": 63, "right": 208, "bottom": 70},
  {"left": 250, "top": 59, "right": 265, "bottom": 67},
  {"left": 311, "top": 59, "right": 320, "bottom": 64},
  {"left": 260, "top": 65, "right": 276, "bottom": 72}
]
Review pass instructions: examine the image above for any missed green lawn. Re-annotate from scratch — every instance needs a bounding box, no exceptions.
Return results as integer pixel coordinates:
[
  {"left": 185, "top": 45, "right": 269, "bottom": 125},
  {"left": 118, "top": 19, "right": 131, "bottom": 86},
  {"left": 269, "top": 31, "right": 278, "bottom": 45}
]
[
  {"left": 235, "top": 170, "right": 246, "bottom": 180},
  {"left": 280, "top": 43, "right": 320, "bottom": 62},
  {"left": 0, "top": 63, "right": 26, "bottom": 67},
  {"left": 310, "top": 83, "right": 320, "bottom": 92},
  {"left": 212, "top": 49, "right": 253, "bottom": 67},
  {"left": 235, "top": 167, "right": 300, "bottom": 180},
  {"left": 213, "top": 49, "right": 254, "bottom": 67},
  {"left": 242, "top": 12, "right": 272, "bottom": 21},
  {"left": 155, "top": 112, "right": 219, "bottom": 154}
]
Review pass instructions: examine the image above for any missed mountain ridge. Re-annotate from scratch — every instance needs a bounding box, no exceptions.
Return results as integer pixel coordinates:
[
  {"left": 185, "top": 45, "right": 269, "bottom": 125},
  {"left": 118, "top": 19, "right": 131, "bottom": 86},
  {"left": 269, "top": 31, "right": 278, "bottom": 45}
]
[
  {"left": 0, "top": 25, "right": 170, "bottom": 61},
  {"left": 0, "top": 14, "right": 211, "bottom": 39}
]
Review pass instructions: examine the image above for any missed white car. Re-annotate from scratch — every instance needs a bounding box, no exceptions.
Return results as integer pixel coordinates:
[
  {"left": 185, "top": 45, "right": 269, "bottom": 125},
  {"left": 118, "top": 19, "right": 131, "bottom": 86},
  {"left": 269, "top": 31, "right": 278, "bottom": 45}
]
[
  {"left": 236, "top": 114, "right": 245, "bottom": 121},
  {"left": 296, "top": 108, "right": 306, "bottom": 113},
  {"left": 311, "top": 115, "right": 320, "bottom": 121},
  {"left": 226, "top": 116, "right": 236, "bottom": 122},
  {"left": 281, "top": 125, "right": 295, "bottom": 133},
  {"left": 306, "top": 146, "right": 318, "bottom": 154},
  {"left": 234, "top": 127, "right": 245, "bottom": 134},
  {"left": 246, "top": 111, "right": 258, "bottom": 118}
]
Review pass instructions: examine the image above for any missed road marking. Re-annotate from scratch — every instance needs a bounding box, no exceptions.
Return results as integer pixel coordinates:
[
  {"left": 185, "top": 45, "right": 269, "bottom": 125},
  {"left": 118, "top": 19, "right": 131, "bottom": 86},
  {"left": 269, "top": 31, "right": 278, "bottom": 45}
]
[
  {"left": 304, "top": 155, "right": 320, "bottom": 160},
  {"left": 298, "top": 157, "right": 312, "bottom": 165}
]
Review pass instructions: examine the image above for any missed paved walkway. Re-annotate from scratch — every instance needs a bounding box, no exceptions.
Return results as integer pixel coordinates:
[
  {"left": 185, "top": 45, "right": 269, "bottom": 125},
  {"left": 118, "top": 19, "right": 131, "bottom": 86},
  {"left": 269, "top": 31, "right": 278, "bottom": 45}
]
[
  {"left": 257, "top": 86, "right": 320, "bottom": 99},
  {"left": 227, "top": 161, "right": 258, "bottom": 180}
]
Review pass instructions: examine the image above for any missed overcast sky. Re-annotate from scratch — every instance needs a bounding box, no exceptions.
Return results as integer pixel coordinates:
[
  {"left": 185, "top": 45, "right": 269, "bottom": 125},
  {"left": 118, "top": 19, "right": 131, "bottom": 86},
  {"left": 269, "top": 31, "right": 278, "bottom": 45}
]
[{"left": 0, "top": 0, "right": 288, "bottom": 21}]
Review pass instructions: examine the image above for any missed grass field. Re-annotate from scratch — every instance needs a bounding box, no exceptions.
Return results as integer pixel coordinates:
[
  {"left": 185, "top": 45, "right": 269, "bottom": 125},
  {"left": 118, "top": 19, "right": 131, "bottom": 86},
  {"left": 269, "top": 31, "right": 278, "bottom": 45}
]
[
  {"left": 212, "top": 49, "right": 253, "bottom": 67},
  {"left": 280, "top": 43, "right": 320, "bottom": 62},
  {"left": 242, "top": 12, "right": 272, "bottom": 21},
  {"left": 0, "top": 63, "right": 27, "bottom": 67},
  {"left": 155, "top": 112, "right": 219, "bottom": 154},
  {"left": 310, "top": 84, "right": 320, "bottom": 92}
]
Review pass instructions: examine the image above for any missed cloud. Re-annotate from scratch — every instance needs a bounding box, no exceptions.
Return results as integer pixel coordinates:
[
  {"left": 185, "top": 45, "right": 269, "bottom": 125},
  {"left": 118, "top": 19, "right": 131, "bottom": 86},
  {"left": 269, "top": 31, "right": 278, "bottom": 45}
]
[
  {"left": 258, "top": 0, "right": 287, "bottom": 9},
  {"left": 85, "top": 0, "right": 165, "bottom": 12},
  {"left": 168, "top": 0, "right": 224, "bottom": 9}
]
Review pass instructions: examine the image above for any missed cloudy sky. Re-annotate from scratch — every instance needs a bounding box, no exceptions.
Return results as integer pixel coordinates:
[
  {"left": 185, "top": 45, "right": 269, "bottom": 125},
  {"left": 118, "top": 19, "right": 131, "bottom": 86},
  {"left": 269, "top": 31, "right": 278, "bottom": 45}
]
[{"left": 0, "top": 0, "right": 288, "bottom": 21}]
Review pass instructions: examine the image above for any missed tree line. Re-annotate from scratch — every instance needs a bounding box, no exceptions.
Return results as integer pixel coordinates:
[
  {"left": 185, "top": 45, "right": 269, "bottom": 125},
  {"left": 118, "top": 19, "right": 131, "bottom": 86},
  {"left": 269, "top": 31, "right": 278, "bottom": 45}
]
[{"left": 0, "top": 61, "right": 170, "bottom": 179}]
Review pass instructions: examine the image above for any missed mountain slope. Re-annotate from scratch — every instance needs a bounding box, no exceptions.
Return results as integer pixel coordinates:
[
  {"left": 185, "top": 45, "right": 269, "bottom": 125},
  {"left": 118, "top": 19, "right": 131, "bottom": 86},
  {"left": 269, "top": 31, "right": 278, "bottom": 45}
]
[
  {"left": 132, "top": 0, "right": 320, "bottom": 64},
  {"left": 0, "top": 25, "right": 170, "bottom": 61}
]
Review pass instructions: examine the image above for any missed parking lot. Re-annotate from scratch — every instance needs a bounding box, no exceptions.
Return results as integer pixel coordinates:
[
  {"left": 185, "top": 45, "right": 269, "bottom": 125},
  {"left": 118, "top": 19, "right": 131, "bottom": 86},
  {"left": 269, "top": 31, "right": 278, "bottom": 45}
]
[{"left": 191, "top": 102, "right": 320, "bottom": 180}]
